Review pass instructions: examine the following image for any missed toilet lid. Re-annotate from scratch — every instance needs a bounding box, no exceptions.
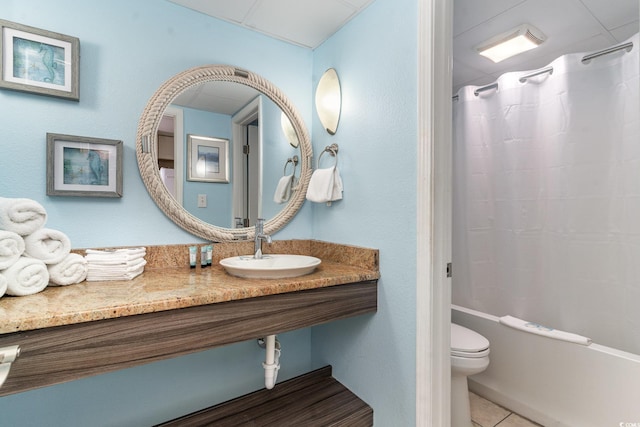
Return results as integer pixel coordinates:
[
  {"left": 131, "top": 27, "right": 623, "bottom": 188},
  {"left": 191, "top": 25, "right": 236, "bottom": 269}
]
[{"left": 451, "top": 323, "right": 490, "bottom": 357}]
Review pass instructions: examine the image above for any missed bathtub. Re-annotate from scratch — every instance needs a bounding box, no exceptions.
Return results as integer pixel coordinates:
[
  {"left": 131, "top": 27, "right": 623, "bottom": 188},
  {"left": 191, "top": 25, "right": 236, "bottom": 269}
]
[{"left": 452, "top": 305, "right": 640, "bottom": 427}]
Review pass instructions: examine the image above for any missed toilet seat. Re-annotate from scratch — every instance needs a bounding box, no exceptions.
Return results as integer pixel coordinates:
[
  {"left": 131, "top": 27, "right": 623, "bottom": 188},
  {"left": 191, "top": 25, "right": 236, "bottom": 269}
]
[{"left": 451, "top": 323, "right": 490, "bottom": 358}]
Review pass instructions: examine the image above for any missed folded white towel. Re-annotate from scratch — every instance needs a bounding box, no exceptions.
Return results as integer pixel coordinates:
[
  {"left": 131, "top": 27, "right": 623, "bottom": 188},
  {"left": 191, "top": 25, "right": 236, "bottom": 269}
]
[
  {"left": 0, "top": 273, "right": 7, "bottom": 298},
  {"left": 305, "top": 167, "right": 343, "bottom": 203},
  {"left": 86, "top": 257, "right": 146, "bottom": 281},
  {"left": 273, "top": 174, "right": 294, "bottom": 204},
  {"left": 87, "top": 258, "right": 146, "bottom": 272},
  {"left": 0, "top": 197, "right": 47, "bottom": 236},
  {"left": 23, "top": 228, "right": 71, "bottom": 265},
  {"left": 499, "top": 315, "right": 592, "bottom": 346},
  {"left": 48, "top": 253, "right": 88, "bottom": 286},
  {"left": 85, "top": 247, "right": 146, "bottom": 281},
  {"left": 86, "top": 270, "right": 144, "bottom": 281},
  {"left": 0, "top": 230, "right": 25, "bottom": 270},
  {"left": 2, "top": 256, "right": 49, "bottom": 296},
  {"left": 85, "top": 247, "right": 146, "bottom": 260}
]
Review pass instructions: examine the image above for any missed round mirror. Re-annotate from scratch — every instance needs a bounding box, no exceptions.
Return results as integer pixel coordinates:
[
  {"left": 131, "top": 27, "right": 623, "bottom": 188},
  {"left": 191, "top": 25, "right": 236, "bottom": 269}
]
[{"left": 136, "top": 65, "right": 312, "bottom": 241}]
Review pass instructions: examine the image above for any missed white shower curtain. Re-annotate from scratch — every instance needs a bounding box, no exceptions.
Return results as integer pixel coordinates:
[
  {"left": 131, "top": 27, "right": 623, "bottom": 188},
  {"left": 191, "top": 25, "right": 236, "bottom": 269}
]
[{"left": 452, "top": 33, "right": 640, "bottom": 355}]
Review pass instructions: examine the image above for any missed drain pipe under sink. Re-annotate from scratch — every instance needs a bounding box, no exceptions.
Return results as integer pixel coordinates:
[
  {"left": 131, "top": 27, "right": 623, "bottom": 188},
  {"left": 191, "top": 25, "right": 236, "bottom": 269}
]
[{"left": 260, "top": 335, "right": 281, "bottom": 389}]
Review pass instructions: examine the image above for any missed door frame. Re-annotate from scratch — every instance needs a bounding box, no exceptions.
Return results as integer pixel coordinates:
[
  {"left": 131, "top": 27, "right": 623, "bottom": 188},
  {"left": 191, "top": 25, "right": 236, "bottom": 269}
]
[
  {"left": 163, "top": 106, "right": 184, "bottom": 205},
  {"left": 416, "top": 0, "right": 452, "bottom": 425},
  {"left": 232, "top": 96, "right": 263, "bottom": 226}
]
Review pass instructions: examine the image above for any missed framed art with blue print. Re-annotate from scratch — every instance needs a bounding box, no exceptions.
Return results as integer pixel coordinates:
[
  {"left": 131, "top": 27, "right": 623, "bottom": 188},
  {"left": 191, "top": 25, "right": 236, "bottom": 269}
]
[
  {"left": 47, "top": 133, "right": 123, "bottom": 198},
  {"left": 0, "top": 19, "right": 79, "bottom": 101}
]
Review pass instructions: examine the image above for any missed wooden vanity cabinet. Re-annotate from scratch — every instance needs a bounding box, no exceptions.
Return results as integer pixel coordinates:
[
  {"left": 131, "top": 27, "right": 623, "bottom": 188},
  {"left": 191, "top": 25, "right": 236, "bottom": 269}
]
[{"left": 0, "top": 280, "right": 377, "bottom": 397}]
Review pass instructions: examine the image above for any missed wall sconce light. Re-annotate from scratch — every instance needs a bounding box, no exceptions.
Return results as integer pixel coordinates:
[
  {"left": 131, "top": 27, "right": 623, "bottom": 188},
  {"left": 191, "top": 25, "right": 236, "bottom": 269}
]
[
  {"left": 280, "top": 112, "right": 299, "bottom": 148},
  {"left": 476, "top": 24, "right": 546, "bottom": 63},
  {"left": 315, "top": 68, "right": 341, "bottom": 135}
]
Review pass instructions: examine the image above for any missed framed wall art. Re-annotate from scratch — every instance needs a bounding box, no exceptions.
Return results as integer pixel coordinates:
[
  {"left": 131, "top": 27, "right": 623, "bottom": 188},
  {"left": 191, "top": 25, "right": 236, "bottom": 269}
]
[
  {"left": 187, "top": 135, "right": 229, "bottom": 183},
  {"left": 46, "top": 133, "right": 123, "bottom": 197},
  {"left": 0, "top": 19, "right": 80, "bottom": 101}
]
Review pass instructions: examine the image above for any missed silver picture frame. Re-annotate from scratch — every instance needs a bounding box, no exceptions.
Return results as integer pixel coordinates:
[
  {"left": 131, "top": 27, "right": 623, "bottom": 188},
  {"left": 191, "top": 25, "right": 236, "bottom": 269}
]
[{"left": 186, "top": 135, "right": 229, "bottom": 183}]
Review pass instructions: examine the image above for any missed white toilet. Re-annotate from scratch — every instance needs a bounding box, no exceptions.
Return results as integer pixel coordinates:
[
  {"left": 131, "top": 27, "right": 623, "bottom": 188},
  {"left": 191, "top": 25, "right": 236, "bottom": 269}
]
[{"left": 451, "top": 323, "right": 490, "bottom": 427}]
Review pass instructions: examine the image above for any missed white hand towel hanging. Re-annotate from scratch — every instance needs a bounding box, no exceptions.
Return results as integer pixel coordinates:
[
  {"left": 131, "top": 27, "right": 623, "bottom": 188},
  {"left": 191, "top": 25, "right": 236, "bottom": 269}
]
[
  {"left": 307, "top": 144, "right": 342, "bottom": 205},
  {"left": 306, "top": 166, "right": 343, "bottom": 203},
  {"left": 273, "top": 174, "right": 294, "bottom": 204}
]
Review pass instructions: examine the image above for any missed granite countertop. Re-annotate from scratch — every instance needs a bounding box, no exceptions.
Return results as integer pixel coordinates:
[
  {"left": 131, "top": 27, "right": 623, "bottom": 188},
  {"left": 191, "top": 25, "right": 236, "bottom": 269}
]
[{"left": 0, "top": 240, "right": 379, "bottom": 334}]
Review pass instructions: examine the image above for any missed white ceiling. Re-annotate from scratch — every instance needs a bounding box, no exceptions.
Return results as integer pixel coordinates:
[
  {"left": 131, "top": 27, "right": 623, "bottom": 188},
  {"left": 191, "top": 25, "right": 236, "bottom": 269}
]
[
  {"left": 167, "top": 0, "right": 375, "bottom": 49},
  {"left": 166, "top": 0, "right": 639, "bottom": 97},
  {"left": 454, "top": 0, "right": 639, "bottom": 93},
  {"left": 173, "top": 81, "right": 260, "bottom": 115}
]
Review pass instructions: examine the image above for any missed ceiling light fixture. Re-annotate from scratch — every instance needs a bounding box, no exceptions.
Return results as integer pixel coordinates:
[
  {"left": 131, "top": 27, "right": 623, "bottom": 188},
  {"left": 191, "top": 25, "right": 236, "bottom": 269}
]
[{"left": 476, "top": 24, "right": 546, "bottom": 63}]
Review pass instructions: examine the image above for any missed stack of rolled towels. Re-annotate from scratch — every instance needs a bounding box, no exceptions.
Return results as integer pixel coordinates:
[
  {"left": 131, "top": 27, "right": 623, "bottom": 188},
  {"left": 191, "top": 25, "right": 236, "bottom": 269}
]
[
  {"left": 0, "top": 197, "right": 87, "bottom": 299},
  {"left": 85, "top": 247, "right": 146, "bottom": 281}
]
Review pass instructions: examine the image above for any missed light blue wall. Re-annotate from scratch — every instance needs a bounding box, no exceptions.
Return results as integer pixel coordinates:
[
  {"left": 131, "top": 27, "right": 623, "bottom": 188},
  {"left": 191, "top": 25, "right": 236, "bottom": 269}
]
[
  {"left": 309, "top": 0, "right": 419, "bottom": 425},
  {"left": 0, "top": 1, "right": 315, "bottom": 425},
  {"left": 1, "top": 0, "right": 314, "bottom": 247},
  {"left": 1, "top": 0, "right": 422, "bottom": 425}
]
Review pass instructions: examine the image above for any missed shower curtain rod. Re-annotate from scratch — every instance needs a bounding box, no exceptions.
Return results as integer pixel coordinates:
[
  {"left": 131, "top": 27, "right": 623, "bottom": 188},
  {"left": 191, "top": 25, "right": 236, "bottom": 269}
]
[
  {"left": 582, "top": 41, "right": 633, "bottom": 63},
  {"left": 452, "top": 40, "right": 634, "bottom": 101},
  {"left": 451, "top": 83, "right": 498, "bottom": 101},
  {"left": 473, "top": 82, "right": 498, "bottom": 96},
  {"left": 519, "top": 66, "right": 553, "bottom": 83}
]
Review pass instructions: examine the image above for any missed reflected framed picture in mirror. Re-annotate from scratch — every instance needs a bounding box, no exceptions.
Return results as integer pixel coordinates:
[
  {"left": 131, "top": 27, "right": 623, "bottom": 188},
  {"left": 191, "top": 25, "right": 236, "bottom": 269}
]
[
  {"left": 187, "top": 135, "right": 229, "bottom": 183},
  {"left": 46, "top": 133, "right": 123, "bottom": 197},
  {"left": 0, "top": 19, "right": 80, "bottom": 101}
]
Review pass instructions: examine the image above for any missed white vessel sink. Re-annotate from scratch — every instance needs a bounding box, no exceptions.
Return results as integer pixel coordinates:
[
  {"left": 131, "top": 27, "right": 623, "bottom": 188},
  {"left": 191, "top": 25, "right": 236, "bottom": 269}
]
[{"left": 219, "top": 254, "right": 321, "bottom": 279}]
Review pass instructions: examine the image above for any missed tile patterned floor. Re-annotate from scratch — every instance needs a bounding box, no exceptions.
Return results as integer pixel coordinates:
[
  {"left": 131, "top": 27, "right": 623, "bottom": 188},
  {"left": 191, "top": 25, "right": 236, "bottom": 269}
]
[{"left": 470, "top": 392, "right": 542, "bottom": 427}]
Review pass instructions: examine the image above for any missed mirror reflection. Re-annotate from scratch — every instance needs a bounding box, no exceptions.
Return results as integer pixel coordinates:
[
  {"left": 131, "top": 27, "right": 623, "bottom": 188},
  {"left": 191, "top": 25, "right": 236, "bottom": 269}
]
[{"left": 154, "top": 81, "right": 301, "bottom": 228}]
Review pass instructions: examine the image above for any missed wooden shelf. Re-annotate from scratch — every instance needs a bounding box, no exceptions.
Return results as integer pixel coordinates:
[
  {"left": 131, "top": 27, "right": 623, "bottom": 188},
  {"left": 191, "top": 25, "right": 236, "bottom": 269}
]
[
  {"left": 159, "top": 366, "right": 373, "bottom": 427},
  {"left": 0, "top": 280, "right": 377, "bottom": 397}
]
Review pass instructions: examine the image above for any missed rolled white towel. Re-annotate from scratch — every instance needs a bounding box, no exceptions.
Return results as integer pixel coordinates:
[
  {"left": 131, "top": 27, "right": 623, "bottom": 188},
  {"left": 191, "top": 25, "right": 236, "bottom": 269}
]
[
  {"left": 0, "top": 230, "right": 25, "bottom": 270},
  {"left": 23, "top": 228, "right": 71, "bottom": 265},
  {"left": 0, "top": 273, "right": 7, "bottom": 298},
  {"left": 2, "top": 256, "right": 49, "bottom": 296},
  {"left": 48, "top": 253, "right": 88, "bottom": 286},
  {"left": 0, "top": 197, "right": 47, "bottom": 236}
]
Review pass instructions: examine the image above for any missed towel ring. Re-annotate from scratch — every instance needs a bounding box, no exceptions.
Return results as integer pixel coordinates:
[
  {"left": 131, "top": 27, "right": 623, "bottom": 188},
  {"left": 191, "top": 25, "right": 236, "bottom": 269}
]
[
  {"left": 318, "top": 143, "right": 339, "bottom": 167},
  {"left": 283, "top": 155, "right": 299, "bottom": 176}
]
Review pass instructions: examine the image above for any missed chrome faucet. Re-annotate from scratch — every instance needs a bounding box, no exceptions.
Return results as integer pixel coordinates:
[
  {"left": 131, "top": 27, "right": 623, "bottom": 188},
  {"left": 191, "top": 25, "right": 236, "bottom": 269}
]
[{"left": 254, "top": 218, "right": 272, "bottom": 259}]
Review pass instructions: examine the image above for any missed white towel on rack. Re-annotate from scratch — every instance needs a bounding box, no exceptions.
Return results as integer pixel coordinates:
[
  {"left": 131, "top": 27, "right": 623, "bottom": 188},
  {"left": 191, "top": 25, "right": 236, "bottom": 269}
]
[
  {"left": 273, "top": 174, "right": 294, "bottom": 204},
  {"left": 0, "top": 197, "right": 47, "bottom": 236},
  {"left": 306, "top": 167, "right": 343, "bottom": 203}
]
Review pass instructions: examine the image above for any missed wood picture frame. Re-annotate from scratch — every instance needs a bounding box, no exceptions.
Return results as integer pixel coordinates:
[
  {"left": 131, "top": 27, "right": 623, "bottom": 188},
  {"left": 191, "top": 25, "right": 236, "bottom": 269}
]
[
  {"left": 46, "top": 133, "right": 123, "bottom": 197},
  {"left": 0, "top": 19, "right": 80, "bottom": 101}
]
